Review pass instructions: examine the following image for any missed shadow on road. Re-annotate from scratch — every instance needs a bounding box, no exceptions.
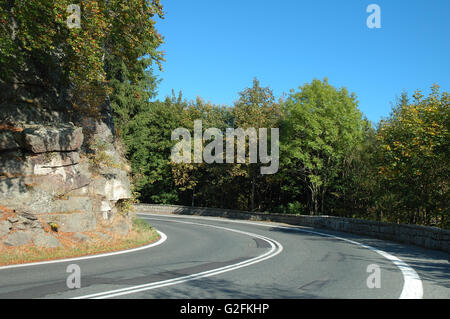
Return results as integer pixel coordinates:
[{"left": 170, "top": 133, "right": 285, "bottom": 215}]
[{"left": 267, "top": 225, "right": 450, "bottom": 292}]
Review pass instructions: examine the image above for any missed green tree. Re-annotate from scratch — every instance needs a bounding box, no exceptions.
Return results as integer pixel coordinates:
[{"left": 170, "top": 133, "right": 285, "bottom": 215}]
[
  {"left": 232, "top": 78, "right": 283, "bottom": 211},
  {"left": 282, "top": 78, "right": 366, "bottom": 215},
  {"left": 376, "top": 85, "right": 449, "bottom": 227},
  {"left": 0, "top": 0, "right": 164, "bottom": 114},
  {"left": 329, "top": 120, "right": 379, "bottom": 219},
  {"left": 170, "top": 97, "right": 231, "bottom": 207},
  {"left": 125, "top": 93, "right": 186, "bottom": 204}
]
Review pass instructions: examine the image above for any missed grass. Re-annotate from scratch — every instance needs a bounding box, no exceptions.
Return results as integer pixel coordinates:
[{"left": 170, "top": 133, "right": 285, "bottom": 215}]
[{"left": 0, "top": 217, "right": 160, "bottom": 267}]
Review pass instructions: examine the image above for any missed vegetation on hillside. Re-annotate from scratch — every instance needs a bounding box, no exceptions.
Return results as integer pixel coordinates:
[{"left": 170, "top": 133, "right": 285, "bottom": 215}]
[
  {"left": 0, "top": 0, "right": 163, "bottom": 114},
  {"left": 121, "top": 77, "right": 449, "bottom": 228}
]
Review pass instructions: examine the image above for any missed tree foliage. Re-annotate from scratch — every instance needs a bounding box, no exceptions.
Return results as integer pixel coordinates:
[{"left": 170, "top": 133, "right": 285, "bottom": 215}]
[
  {"left": 125, "top": 93, "right": 186, "bottom": 204},
  {"left": 124, "top": 78, "right": 448, "bottom": 228},
  {"left": 281, "top": 78, "right": 366, "bottom": 215},
  {"left": 0, "top": 0, "right": 164, "bottom": 113},
  {"left": 376, "top": 85, "right": 449, "bottom": 227}
]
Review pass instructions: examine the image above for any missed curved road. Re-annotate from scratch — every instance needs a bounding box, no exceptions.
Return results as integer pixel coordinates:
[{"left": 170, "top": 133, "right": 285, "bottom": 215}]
[{"left": 0, "top": 213, "right": 448, "bottom": 299}]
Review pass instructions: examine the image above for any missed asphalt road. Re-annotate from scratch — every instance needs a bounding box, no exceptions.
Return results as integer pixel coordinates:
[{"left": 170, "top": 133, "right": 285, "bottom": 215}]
[{"left": 0, "top": 213, "right": 448, "bottom": 299}]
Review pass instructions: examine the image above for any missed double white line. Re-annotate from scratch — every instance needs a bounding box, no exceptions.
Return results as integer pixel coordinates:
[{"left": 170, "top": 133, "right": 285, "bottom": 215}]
[
  {"left": 140, "top": 214, "right": 423, "bottom": 299},
  {"left": 73, "top": 218, "right": 284, "bottom": 299}
]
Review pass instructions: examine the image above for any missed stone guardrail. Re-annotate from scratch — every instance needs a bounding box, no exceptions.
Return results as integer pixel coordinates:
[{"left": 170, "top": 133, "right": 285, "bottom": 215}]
[{"left": 135, "top": 203, "right": 450, "bottom": 253}]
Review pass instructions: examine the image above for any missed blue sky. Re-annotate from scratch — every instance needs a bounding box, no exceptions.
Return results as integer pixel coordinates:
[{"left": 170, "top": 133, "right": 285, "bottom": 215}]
[{"left": 152, "top": 0, "right": 450, "bottom": 124}]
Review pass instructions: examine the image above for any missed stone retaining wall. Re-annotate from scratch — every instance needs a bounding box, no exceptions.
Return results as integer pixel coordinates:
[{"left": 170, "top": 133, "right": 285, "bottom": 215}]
[{"left": 136, "top": 204, "right": 450, "bottom": 253}]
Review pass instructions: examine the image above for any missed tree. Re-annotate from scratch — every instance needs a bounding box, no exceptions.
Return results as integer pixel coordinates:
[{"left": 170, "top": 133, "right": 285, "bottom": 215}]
[
  {"left": 106, "top": 46, "right": 160, "bottom": 135},
  {"left": 232, "top": 78, "right": 283, "bottom": 211},
  {"left": 329, "top": 120, "right": 379, "bottom": 219},
  {"left": 125, "top": 93, "right": 186, "bottom": 204},
  {"left": 0, "top": 0, "right": 164, "bottom": 114},
  {"left": 376, "top": 85, "right": 449, "bottom": 227},
  {"left": 282, "top": 78, "right": 366, "bottom": 215},
  {"left": 170, "top": 96, "right": 232, "bottom": 207}
]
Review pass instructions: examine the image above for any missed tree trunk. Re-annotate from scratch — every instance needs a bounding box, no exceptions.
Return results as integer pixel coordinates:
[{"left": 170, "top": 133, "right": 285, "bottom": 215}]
[
  {"left": 309, "top": 185, "right": 318, "bottom": 216},
  {"left": 320, "top": 187, "right": 326, "bottom": 215},
  {"left": 251, "top": 176, "right": 255, "bottom": 211}
]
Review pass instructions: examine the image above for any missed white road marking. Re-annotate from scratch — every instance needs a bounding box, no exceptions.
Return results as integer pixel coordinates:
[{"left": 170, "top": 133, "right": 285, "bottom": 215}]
[
  {"left": 137, "top": 213, "right": 424, "bottom": 299},
  {"left": 0, "top": 231, "right": 167, "bottom": 271},
  {"left": 73, "top": 218, "right": 284, "bottom": 299},
  {"left": 2, "top": 212, "right": 422, "bottom": 299}
]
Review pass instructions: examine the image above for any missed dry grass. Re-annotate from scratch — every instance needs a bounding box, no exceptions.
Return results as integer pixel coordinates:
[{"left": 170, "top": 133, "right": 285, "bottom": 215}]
[
  {"left": 0, "top": 205, "right": 14, "bottom": 215},
  {"left": 0, "top": 124, "right": 23, "bottom": 132},
  {"left": 0, "top": 218, "right": 160, "bottom": 266}
]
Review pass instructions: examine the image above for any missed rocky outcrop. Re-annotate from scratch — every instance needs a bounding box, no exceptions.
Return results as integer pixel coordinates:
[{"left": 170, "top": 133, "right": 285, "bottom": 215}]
[
  {"left": 0, "top": 37, "right": 134, "bottom": 250},
  {"left": 0, "top": 210, "right": 61, "bottom": 248},
  {"left": 0, "top": 103, "right": 133, "bottom": 249},
  {"left": 21, "top": 125, "right": 84, "bottom": 153}
]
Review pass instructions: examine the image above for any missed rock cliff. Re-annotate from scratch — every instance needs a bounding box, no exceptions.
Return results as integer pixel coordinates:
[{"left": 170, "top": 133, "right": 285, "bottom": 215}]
[{"left": 0, "top": 92, "right": 134, "bottom": 249}]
